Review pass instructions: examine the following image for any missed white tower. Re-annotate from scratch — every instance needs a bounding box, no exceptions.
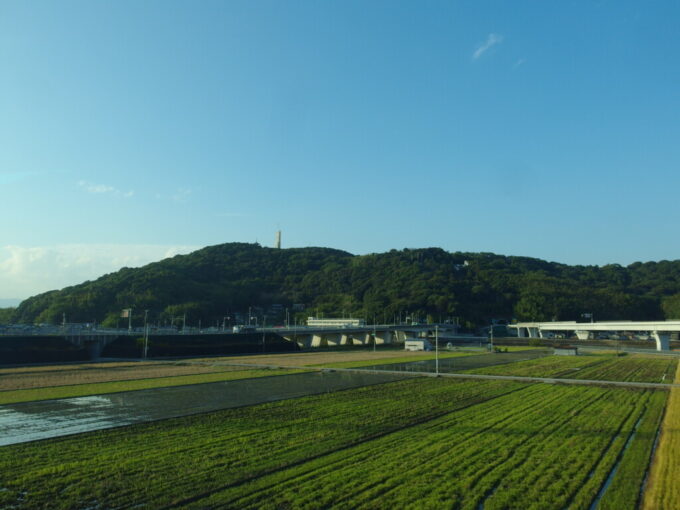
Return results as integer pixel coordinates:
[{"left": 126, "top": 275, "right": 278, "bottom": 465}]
[{"left": 275, "top": 230, "right": 281, "bottom": 249}]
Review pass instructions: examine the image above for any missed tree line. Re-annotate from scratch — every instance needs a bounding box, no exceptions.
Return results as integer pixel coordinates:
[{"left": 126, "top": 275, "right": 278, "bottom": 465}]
[{"left": 4, "top": 242, "right": 680, "bottom": 327}]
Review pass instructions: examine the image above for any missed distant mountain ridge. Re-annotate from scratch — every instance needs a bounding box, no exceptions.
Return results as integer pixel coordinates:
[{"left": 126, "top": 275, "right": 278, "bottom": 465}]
[{"left": 9, "top": 242, "right": 680, "bottom": 326}]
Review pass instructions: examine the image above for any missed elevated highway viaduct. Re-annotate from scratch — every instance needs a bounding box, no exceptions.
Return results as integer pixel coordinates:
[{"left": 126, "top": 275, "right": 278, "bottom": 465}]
[
  {"left": 265, "top": 324, "right": 458, "bottom": 348},
  {"left": 508, "top": 320, "right": 680, "bottom": 351}
]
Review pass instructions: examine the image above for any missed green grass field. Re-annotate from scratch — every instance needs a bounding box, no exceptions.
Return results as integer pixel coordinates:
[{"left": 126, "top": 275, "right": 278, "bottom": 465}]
[
  {"left": 0, "top": 376, "right": 667, "bottom": 510},
  {"left": 464, "top": 354, "right": 677, "bottom": 383}
]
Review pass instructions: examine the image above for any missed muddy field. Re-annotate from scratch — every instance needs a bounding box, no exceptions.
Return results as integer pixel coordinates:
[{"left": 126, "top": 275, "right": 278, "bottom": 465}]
[
  {"left": 187, "top": 349, "right": 453, "bottom": 367},
  {"left": 0, "top": 370, "right": 406, "bottom": 446},
  {"left": 0, "top": 362, "right": 243, "bottom": 391}
]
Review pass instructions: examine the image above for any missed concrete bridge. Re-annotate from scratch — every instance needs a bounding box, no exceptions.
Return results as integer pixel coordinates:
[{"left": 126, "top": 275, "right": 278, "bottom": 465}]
[
  {"left": 508, "top": 321, "right": 680, "bottom": 351},
  {"left": 46, "top": 324, "right": 461, "bottom": 355},
  {"left": 64, "top": 332, "right": 120, "bottom": 357},
  {"left": 270, "top": 324, "right": 457, "bottom": 348}
]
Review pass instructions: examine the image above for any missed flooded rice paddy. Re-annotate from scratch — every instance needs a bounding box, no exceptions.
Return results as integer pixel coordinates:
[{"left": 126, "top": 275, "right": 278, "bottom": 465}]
[{"left": 0, "top": 370, "right": 407, "bottom": 446}]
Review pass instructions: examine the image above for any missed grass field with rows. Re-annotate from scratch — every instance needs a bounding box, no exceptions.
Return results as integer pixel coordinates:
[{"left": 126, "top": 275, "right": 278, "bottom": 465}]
[
  {"left": 0, "top": 376, "right": 667, "bottom": 509},
  {"left": 464, "top": 353, "right": 677, "bottom": 383}
]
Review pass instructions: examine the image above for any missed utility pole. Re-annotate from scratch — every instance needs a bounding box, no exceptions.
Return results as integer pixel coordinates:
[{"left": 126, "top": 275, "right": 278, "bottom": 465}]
[
  {"left": 143, "top": 310, "right": 149, "bottom": 358},
  {"left": 143, "top": 322, "right": 149, "bottom": 359},
  {"left": 435, "top": 325, "right": 439, "bottom": 375},
  {"left": 262, "top": 315, "right": 266, "bottom": 353}
]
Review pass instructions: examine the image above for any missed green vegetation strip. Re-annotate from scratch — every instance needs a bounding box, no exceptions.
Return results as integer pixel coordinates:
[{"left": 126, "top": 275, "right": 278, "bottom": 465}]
[
  {"left": 0, "top": 369, "right": 305, "bottom": 405},
  {"left": 465, "top": 355, "right": 678, "bottom": 383},
  {"left": 316, "top": 348, "right": 545, "bottom": 369},
  {"left": 317, "top": 351, "right": 477, "bottom": 368},
  {"left": 0, "top": 376, "right": 669, "bottom": 510},
  {"left": 642, "top": 362, "right": 680, "bottom": 510}
]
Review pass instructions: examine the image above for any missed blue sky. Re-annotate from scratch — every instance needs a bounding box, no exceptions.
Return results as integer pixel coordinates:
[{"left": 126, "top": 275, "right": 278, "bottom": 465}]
[{"left": 2, "top": 0, "right": 680, "bottom": 301}]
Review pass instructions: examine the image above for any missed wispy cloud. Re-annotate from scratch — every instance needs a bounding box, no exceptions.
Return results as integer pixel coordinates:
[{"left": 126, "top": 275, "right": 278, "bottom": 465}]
[
  {"left": 77, "top": 181, "right": 134, "bottom": 198},
  {"left": 513, "top": 58, "right": 526, "bottom": 69},
  {"left": 0, "top": 244, "right": 199, "bottom": 300},
  {"left": 473, "top": 33, "right": 504, "bottom": 60}
]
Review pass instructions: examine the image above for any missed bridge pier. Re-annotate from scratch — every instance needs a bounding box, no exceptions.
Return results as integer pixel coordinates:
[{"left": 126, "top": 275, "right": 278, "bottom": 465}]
[
  {"left": 375, "top": 331, "right": 393, "bottom": 344},
  {"left": 652, "top": 332, "right": 670, "bottom": 351},
  {"left": 280, "top": 325, "right": 443, "bottom": 349}
]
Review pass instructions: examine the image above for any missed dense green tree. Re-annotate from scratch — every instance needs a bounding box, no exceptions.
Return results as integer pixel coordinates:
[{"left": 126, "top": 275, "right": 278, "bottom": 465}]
[
  {"left": 0, "top": 308, "right": 15, "bottom": 324},
  {"left": 662, "top": 293, "right": 680, "bottom": 319},
  {"left": 9, "top": 242, "right": 680, "bottom": 328}
]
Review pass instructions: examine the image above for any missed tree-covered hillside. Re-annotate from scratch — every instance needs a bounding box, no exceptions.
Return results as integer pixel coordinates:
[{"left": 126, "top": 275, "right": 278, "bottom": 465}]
[{"left": 8, "top": 243, "right": 680, "bottom": 327}]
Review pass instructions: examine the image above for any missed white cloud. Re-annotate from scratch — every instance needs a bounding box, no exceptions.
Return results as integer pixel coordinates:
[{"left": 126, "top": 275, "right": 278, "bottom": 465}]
[
  {"left": 513, "top": 58, "right": 526, "bottom": 69},
  {"left": 0, "top": 244, "right": 200, "bottom": 300},
  {"left": 473, "top": 33, "right": 504, "bottom": 60},
  {"left": 77, "top": 180, "right": 134, "bottom": 198}
]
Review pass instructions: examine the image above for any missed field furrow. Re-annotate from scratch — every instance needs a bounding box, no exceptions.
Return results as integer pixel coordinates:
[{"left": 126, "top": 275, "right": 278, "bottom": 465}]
[
  {"left": 187, "top": 385, "right": 666, "bottom": 510},
  {"left": 0, "top": 378, "right": 521, "bottom": 509}
]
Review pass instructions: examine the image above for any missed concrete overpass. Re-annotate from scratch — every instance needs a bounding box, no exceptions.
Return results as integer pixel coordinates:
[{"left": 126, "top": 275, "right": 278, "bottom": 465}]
[
  {"left": 508, "top": 321, "right": 680, "bottom": 351},
  {"left": 269, "top": 324, "right": 458, "bottom": 348},
  {"left": 18, "top": 323, "right": 462, "bottom": 356}
]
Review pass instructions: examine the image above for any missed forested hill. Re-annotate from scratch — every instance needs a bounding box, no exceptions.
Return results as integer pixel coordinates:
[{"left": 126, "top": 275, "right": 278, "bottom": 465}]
[{"left": 9, "top": 242, "right": 680, "bottom": 327}]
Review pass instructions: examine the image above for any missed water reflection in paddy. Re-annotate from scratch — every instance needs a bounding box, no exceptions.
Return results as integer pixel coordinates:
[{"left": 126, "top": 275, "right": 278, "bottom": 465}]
[{"left": 0, "top": 370, "right": 406, "bottom": 446}]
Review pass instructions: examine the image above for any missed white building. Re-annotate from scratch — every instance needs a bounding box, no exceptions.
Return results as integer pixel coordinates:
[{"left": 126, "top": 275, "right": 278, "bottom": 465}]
[
  {"left": 306, "top": 317, "right": 366, "bottom": 327},
  {"left": 405, "top": 339, "right": 433, "bottom": 351}
]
